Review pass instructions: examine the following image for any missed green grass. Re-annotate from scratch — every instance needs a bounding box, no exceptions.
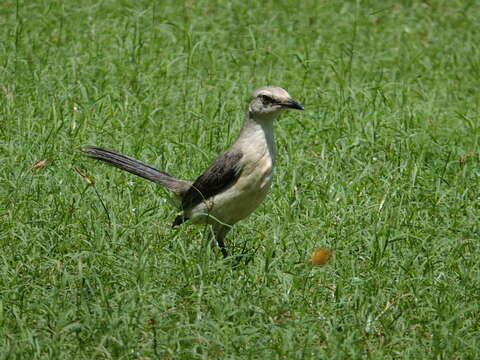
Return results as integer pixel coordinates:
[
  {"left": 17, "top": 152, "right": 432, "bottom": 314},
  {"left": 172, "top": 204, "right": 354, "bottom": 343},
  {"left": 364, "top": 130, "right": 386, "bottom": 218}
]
[{"left": 1, "top": 0, "right": 480, "bottom": 358}]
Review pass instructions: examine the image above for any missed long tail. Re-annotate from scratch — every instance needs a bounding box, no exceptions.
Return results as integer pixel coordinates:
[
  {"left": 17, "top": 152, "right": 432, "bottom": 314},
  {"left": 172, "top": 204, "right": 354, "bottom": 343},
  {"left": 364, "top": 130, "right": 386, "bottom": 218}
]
[{"left": 81, "top": 146, "right": 192, "bottom": 195}]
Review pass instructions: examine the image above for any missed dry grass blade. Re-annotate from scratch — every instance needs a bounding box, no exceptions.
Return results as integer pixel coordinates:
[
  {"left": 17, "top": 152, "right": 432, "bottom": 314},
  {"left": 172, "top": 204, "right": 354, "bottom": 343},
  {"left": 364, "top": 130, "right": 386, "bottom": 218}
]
[
  {"left": 31, "top": 159, "right": 48, "bottom": 171},
  {"left": 74, "top": 168, "right": 96, "bottom": 185}
]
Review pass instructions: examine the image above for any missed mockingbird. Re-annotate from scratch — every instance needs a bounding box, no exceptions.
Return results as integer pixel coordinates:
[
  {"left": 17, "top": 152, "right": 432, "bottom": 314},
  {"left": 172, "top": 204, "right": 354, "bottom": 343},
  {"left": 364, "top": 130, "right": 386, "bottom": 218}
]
[{"left": 82, "top": 86, "right": 303, "bottom": 257}]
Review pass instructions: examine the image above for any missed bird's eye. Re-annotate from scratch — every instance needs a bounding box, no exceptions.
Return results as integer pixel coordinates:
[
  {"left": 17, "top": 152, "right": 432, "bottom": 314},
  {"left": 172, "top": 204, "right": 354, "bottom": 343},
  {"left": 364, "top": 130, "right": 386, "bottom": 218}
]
[{"left": 261, "top": 95, "right": 274, "bottom": 105}]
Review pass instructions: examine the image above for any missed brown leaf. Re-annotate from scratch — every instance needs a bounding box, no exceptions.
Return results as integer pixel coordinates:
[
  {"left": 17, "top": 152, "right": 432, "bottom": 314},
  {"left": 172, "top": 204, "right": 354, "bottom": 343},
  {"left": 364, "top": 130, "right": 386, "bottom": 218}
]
[{"left": 308, "top": 248, "right": 332, "bottom": 267}]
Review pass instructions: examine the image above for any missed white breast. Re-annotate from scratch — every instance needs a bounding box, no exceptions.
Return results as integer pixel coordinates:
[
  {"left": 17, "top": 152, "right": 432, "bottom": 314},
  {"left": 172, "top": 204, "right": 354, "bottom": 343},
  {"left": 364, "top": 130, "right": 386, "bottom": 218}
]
[
  {"left": 206, "top": 154, "right": 274, "bottom": 224},
  {"left": 189, "top": 120, "right": 276, "bottom": 226}
]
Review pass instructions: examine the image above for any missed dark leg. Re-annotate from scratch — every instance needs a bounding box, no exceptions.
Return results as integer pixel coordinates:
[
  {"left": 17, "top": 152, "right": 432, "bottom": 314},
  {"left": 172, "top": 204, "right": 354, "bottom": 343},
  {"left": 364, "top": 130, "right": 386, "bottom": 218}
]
[{"left": 213, "top": 224, "right": 231, "bottom": 258}]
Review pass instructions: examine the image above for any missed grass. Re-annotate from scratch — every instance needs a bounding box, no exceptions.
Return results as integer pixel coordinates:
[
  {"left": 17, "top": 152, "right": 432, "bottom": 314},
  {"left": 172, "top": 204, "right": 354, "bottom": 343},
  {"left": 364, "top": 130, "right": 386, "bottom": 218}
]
[{"left": 1, "top": 0, "right": 480, "bottom": 358}]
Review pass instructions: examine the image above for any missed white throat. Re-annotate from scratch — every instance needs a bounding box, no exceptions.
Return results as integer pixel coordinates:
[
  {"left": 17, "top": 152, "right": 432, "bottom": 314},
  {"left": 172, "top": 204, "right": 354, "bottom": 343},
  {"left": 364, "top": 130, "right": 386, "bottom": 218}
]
[{"left": 238, "top": 112, "right": 277, "bottom": 164}]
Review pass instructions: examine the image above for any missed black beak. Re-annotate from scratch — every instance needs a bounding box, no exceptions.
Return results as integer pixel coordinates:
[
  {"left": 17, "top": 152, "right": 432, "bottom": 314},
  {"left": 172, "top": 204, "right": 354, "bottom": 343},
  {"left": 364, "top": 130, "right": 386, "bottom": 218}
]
[{"left": 280, "top": 99, "right": 304, "bottom": 110}]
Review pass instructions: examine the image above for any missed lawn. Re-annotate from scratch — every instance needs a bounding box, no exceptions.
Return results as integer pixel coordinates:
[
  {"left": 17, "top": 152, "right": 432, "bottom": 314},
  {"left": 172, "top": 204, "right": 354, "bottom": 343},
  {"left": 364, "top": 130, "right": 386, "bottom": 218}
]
[{"left": 1, "top": 0, "right": 479, "bottom": 358}]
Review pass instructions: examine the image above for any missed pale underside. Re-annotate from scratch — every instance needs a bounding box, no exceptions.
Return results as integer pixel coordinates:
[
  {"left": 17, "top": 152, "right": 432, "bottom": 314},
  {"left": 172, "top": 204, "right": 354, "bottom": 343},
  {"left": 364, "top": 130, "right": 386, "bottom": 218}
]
[
  {"left": 187, "top": 151, "right": 274, "bottom": 226},
  {"left": 186, "top": 122, "right": 276, "bottom": 226}
]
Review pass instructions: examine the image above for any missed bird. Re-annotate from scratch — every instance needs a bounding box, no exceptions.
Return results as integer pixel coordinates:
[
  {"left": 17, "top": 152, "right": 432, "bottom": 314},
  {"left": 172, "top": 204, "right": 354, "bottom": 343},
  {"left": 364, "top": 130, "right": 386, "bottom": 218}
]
[{"left": 82, "top": 86, "right": 304, "bottom": 257}]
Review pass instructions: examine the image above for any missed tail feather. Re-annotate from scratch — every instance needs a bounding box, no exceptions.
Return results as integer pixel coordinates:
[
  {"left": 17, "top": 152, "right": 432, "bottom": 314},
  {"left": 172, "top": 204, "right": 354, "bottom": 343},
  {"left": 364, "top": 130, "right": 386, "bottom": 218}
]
[{"left": 81, "top": 146, "right": 191, "bottom": 195}]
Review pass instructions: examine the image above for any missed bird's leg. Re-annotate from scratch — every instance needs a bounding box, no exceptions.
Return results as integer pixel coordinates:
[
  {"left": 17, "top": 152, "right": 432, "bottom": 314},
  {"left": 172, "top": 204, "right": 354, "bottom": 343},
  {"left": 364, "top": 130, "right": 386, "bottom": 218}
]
[{"left": 213, "top": 224, "right": 231, "bottom": 258}]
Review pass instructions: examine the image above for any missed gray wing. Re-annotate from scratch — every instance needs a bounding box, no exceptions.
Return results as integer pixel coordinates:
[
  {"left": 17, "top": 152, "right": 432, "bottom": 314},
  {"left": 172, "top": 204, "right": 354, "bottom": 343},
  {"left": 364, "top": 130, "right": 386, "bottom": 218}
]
[{"left": 172, "top": 148, "right": 243, "bottom": 226}]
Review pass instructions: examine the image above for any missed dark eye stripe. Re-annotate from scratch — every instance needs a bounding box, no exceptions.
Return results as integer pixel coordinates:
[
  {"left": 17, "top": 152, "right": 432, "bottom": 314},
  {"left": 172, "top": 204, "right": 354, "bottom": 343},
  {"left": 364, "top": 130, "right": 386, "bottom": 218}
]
[{"left": 261, "top": 95, "right": 275, "bottom": 104}]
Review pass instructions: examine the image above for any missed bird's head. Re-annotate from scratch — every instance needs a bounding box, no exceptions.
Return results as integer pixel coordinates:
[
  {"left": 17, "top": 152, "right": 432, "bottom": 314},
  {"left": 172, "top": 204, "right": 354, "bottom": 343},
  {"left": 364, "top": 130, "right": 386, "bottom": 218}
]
[{"left": 248, "top": 86, "right": 304, "bottom": 120}]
